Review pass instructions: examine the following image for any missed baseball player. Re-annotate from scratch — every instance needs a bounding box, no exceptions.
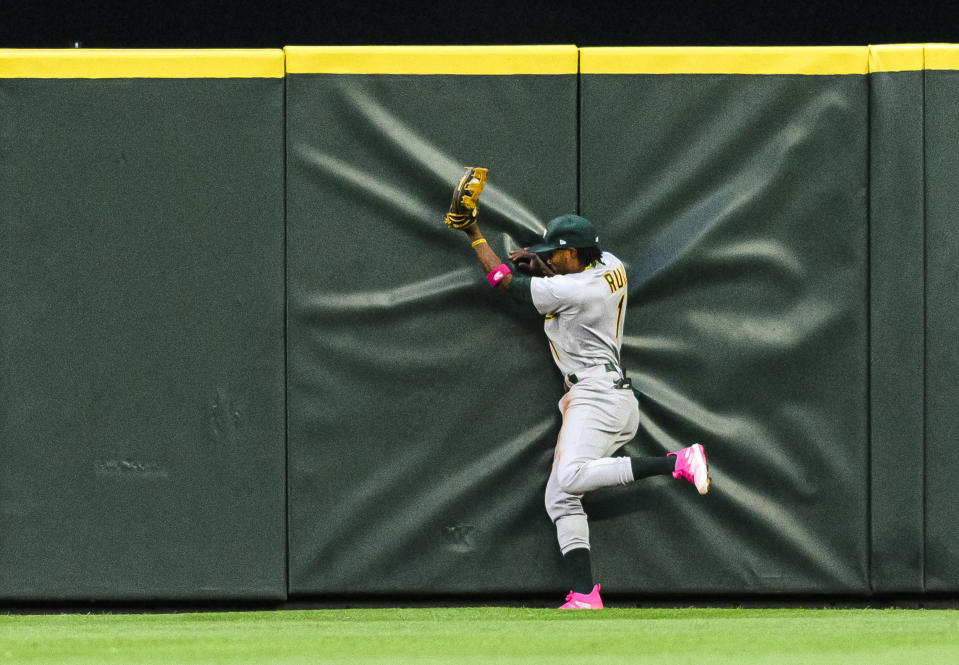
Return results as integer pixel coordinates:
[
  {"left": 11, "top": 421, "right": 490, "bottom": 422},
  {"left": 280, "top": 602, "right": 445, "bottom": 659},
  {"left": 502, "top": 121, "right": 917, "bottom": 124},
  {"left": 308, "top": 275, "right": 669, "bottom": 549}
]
[{"left": 444, "top": 167, "right": 710, "bottom": 609}]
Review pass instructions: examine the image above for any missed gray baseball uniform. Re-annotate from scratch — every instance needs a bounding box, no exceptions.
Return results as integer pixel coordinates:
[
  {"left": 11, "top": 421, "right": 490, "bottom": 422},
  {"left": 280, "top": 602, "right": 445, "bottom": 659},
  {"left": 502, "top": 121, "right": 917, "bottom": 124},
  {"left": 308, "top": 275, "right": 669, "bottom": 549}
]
[
  {"left": 454, "top": 202, "right": 707, "bottom": 602},
  {"left": 529, "top": 252, "right": 641, "bottom": 554}
]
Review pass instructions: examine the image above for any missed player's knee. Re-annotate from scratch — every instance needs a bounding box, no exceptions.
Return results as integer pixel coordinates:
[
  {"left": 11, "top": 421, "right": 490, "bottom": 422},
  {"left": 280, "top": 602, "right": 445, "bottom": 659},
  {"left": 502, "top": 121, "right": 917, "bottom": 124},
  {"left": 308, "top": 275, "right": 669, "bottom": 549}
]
[
  {"left": 556, "top": 461, "right": 586, "bottom": 495},
  {"left": 544, "top": 486, "right": 582, "bottom": 523},
  {"left": 544, "top": 494, "right": 563, "bottom": 523}
]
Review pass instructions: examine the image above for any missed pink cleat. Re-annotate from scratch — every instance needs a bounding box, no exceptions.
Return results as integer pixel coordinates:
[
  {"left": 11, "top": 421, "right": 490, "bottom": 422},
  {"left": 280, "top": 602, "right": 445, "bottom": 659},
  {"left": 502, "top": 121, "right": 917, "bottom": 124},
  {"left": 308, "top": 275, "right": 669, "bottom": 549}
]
[
  {"left": 559, "top": 583, "right": 604, "bottom": 610},
  {"left": 668, "top": 443, "right": 711, "bottom": 495}
]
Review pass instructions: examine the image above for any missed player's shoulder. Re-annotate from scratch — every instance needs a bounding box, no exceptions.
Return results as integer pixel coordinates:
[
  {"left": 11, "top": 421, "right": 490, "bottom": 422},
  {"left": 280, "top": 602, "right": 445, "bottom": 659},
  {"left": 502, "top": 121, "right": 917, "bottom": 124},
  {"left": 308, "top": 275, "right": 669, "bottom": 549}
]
[
  {"left": 533, "top": 270, "right": 579, "bottom": 295},
  {"left": 598, "top": 251, "right": 623, "bottom": 269},
  {"left": 584, "top": 252, "right": 624, "bottom": 282}
]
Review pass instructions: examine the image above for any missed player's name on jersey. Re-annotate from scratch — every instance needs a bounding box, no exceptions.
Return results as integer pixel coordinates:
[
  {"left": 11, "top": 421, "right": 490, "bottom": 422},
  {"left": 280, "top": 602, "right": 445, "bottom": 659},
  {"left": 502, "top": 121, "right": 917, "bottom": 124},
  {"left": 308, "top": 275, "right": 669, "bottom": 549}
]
[{"left": 602, "top": 265, "right": 627, "bottom": 293}]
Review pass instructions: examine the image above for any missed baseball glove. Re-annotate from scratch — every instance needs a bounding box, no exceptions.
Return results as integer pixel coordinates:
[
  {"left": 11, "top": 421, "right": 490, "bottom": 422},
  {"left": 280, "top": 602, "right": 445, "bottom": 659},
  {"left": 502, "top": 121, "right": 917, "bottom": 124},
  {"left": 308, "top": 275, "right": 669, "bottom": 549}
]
[
  {"left": 509, "top": 248, "right": 556, "bottom": 277},
  {"left": 444, "top": 166, "right": 488, "bottom": 230}
]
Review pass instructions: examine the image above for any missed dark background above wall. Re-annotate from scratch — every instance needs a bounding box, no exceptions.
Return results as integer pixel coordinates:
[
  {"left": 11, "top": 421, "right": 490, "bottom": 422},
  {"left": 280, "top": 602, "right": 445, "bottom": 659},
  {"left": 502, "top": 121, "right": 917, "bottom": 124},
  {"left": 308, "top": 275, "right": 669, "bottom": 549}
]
[{"left": 1, "top": 0, "right": 955, "bottom": 49}]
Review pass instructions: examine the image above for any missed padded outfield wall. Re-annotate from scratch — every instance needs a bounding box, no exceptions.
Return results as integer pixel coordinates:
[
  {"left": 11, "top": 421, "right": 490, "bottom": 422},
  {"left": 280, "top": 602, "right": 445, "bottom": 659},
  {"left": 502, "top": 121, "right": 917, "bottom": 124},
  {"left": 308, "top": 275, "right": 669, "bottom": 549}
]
[
  {"left": 578, "top": 47, "right": 871, "bottom": 595},
  {"left": 1, "top": 44, "right": 957, "bottom": 601},
  {"left": 284, "top": 46, "right": 581, "bottom": 596},
  {"left": 923, "top": 45, "right": 959, "bottom": 594},
  {"left": 867, "top": 45, "right": 926, "bottom": 594},
  {"left": 0, "top": 50, "right": 288, "bottom": 601}
]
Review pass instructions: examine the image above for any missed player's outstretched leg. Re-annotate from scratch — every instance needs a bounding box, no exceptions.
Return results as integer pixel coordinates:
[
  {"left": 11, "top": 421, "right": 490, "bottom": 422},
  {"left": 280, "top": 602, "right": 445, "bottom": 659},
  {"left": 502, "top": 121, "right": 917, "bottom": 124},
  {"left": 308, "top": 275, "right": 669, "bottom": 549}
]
[{"left": 668, "top": 443, "right": 711, "bottom": 494}]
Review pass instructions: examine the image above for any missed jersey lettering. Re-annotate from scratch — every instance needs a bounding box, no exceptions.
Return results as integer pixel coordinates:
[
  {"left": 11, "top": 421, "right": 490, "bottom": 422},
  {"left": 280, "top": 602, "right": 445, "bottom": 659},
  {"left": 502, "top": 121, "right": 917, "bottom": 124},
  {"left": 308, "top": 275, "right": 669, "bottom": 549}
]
[
  {"left": 603, "top": 265, "right": 627, "bottom": 293},
  {"left": 615, "top": 294, "right": 625, "bottom": 339}
]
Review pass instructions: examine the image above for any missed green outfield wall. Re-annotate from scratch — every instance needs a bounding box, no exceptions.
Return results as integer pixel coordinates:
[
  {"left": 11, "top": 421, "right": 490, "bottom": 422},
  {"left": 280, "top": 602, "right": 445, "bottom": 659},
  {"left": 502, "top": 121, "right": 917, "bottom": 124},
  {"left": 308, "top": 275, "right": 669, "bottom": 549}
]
[
  {"left": 578, "top": 46, "right": 871, "bottom": 595},
  {"left": 0, "top": 50, "right": 288, "bottom": 601},
  {"left": 867, "top": 45, "right": 926, "bottom": 594},
  {"left": 284, "top": 46, "right": 580, "bottom": 596},
  {"left": 0, "top": 44, "right": 956, "bottom": 601},
  {"left": 923, "top": 46, "right": 959, "bottom": 593}
]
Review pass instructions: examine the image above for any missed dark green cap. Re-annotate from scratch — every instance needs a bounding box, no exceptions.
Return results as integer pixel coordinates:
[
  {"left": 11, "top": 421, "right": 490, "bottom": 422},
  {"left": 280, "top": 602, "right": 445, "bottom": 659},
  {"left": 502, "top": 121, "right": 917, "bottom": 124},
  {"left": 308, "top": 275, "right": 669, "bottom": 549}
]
[{"left": 527, "top": 214, "right": 600, "bottom": 254}]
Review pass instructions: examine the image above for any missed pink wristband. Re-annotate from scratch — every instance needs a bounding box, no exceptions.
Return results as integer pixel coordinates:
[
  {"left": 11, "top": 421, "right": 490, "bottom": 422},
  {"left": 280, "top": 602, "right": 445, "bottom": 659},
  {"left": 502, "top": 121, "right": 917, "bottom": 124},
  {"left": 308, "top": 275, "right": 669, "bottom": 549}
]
[{"left": 486, "top": 263, "right": 511, "bottom": 288}]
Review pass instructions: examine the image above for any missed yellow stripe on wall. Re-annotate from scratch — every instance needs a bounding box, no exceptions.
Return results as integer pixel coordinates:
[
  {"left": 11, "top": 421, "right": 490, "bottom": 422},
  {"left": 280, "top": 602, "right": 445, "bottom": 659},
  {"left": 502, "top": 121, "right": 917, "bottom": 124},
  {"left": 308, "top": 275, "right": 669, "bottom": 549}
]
[
  {"left": 925, "top": 44, "right": 959, "bottom": 71},
  {"left": 869, "top": 44, "right": 925, "bottom": 73},
  {"left": 0, "top": 49, "right": 285, "bottom": 78},
  {"left": 3, "top": 44, "right": 956, "bottom": 78},
  {"left": 284, "top": 45, "right": 578, "bottom": 75},
  {"left": 580, "top": 46, "right": 869, "bottom": 75}
]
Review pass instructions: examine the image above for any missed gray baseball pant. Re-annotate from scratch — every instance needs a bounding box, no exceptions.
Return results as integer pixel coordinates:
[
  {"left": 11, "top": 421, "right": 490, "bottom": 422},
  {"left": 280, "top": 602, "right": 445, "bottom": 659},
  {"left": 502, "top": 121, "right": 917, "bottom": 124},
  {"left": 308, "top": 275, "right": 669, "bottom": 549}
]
[{"left": 544, "top": 377, "right": 640, "bottom": 554}]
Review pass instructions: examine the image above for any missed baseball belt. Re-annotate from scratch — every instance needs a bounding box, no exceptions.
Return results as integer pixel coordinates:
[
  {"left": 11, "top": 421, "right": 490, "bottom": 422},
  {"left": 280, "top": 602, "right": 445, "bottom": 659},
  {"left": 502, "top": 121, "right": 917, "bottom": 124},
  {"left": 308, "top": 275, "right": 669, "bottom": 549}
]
[{"left": 565, "top": 362, "right": 632, "bottom": 390}]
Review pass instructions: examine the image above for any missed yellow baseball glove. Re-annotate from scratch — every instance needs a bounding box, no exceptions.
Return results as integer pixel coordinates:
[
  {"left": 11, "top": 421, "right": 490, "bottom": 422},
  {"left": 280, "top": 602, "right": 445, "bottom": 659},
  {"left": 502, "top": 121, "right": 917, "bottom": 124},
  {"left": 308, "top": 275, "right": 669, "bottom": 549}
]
[{"left": 444, "top": 166, "right": 488, "bottom": 230}]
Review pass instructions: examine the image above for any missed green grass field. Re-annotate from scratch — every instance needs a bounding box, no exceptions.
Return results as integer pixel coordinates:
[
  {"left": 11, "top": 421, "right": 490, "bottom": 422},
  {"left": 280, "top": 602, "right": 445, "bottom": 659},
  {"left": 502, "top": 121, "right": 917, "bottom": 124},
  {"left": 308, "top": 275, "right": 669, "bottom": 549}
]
[{"left": 2, "top": 607, "right": 958, "bottom": 664}]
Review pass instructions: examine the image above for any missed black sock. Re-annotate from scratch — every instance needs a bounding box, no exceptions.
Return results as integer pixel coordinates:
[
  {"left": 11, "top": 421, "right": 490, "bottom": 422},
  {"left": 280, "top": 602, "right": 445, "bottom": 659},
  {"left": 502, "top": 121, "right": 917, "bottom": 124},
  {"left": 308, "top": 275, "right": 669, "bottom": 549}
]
[
  {"left": 563, "top": 547, "right": 594, "bottom": 594},
  {"left": 630, "top": 456, "right": 676, "bottom": 480}
]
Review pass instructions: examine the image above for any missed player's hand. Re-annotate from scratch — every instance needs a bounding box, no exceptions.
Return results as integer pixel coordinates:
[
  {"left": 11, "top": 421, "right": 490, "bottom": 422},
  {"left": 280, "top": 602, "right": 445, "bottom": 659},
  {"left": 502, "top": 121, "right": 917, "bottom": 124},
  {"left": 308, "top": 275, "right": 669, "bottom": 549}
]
[
  {"left": 444, "top": 167, "right": 488, "bottom": 231},
  {"left": 509, "top": 248, "right": 555, "bottom": 277}
]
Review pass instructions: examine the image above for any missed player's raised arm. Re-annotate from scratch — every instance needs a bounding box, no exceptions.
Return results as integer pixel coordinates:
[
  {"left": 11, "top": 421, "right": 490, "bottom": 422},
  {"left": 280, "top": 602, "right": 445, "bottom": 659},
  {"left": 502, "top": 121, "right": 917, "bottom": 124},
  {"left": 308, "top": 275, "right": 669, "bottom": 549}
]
[
  {"left": 443, "top": 166, "right": 512, "bottom": 292},
  {"left": 461, "top": 224, "right": 515, "bottom": 291},
  {"left": 443, "top": 166, "right": 552, "bottom": 298}
]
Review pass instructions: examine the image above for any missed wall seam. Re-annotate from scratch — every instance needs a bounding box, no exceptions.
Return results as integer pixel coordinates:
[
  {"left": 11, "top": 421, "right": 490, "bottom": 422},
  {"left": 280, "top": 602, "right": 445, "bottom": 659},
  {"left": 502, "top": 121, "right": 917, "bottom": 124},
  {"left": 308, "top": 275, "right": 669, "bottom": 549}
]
[
  {"left": 282, "top": 63, "right": 292, "bottom": 601},
  {"left": 576, "top": 48, "right": 582, "bottom": 216},
  {"left": 864, "top": 61, "right": 875, "bottom": 596},
  {"left": 920, "top": 45, "right": 928, "bottom": 594}
]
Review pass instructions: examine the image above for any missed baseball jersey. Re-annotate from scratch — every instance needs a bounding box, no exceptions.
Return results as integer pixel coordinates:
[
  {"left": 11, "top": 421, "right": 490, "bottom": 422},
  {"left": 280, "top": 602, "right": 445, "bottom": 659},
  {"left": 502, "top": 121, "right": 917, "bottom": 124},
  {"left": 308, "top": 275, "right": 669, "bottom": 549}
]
[{"left": 529, "top": 252, "right": 628, "bottom": 377}]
